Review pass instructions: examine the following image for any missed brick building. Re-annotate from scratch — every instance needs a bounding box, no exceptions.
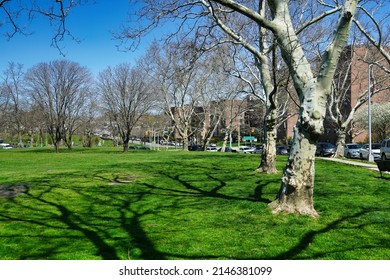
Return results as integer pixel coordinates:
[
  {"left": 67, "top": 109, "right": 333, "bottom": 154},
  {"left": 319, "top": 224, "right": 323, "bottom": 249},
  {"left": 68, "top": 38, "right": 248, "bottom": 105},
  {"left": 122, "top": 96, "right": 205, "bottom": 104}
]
[{"left": 279, "top": 45, "right": 390, "bottom": 144}]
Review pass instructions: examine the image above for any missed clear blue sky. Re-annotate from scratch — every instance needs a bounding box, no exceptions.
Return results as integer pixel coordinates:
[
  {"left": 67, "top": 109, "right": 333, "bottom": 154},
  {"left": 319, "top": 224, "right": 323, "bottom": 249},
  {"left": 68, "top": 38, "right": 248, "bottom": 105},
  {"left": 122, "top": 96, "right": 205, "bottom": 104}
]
[{"left": 1, "top": 1, "right": 158, "bottom": 77}]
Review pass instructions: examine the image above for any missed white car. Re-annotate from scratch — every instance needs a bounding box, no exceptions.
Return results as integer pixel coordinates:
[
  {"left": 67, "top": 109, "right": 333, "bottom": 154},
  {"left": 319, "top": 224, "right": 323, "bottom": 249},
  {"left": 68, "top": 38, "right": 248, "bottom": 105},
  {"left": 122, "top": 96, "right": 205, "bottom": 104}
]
[
  {"left": 359, "top": 143, "right": 381, "bottom": 160},
  {"left": 344, "top": 143, "right": 361, "bottom": 159},
  {"left": 206, "top": 146, "right": 218, "bottom": 152},
  {"left": 0, "top": 143, "right": 12, "bottom": 149},
  {"left": 380, "top": 139, "right": 390, "bottom": 160},
  {"left": 237, "top": 146, "right": 255, "bottom": 154}
]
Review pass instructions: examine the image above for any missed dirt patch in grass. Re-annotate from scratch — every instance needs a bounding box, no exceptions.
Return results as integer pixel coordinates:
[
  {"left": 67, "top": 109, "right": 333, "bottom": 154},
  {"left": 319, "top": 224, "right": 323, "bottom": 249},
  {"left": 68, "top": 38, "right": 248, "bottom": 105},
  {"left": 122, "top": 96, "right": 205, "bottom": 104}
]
[
  {"left": 108, "top": 174, "right": 139, "bottom": 185},
  {"left": 0, "top": 185, "right": 30, "bottom": 198}
]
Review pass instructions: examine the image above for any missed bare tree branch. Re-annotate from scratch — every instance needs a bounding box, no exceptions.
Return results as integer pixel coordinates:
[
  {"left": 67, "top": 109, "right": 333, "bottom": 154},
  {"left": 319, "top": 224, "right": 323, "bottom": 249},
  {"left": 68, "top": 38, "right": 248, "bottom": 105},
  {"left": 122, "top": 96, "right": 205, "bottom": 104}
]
[
  {"left": 354, "top": 18, "right": 390, "bottom": 71},
  {"left": 1, "top": 0, "right": 83, "bottom": 55}
]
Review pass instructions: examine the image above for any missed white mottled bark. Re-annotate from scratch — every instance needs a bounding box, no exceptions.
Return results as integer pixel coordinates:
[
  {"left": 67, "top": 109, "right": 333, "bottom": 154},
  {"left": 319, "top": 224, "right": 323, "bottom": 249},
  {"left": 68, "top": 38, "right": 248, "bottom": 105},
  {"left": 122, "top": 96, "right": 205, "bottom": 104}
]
[
  {"left": 257, "top": 106, "right": 278, "bottom": 174},
  {"left": 268, "top": 0, "right": 358, "bottom": 217}
]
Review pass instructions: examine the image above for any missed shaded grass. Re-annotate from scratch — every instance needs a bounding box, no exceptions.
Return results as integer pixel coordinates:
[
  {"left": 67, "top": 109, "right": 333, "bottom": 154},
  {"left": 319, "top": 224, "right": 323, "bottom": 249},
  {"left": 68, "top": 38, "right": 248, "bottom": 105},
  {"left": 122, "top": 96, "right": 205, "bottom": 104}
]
[{"left": 0, "top": 147, "right": 389, "bottom": 260}]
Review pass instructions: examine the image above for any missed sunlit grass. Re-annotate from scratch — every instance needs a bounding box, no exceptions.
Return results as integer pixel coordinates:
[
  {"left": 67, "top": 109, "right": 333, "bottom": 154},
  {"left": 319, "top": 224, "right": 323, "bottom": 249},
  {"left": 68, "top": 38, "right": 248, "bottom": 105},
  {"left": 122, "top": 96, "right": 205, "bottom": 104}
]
[{"left": 0, "top": 147, "right": 389, "bottom": 260}]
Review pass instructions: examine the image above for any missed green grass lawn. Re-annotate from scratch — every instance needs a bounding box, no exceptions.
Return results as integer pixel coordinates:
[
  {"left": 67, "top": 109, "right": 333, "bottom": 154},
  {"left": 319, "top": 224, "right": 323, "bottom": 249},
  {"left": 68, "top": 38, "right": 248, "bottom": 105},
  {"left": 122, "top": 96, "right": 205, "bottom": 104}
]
[{"left": 0, "top": 147, "right": 389, "bottom": 260}]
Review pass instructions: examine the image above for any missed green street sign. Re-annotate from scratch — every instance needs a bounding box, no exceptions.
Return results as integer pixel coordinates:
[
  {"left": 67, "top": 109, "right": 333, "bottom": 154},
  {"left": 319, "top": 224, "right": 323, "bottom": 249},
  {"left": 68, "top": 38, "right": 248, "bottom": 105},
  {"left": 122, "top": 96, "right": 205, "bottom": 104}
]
[{"left": 243, "top": 136, "right": 255, "bottom": 141}]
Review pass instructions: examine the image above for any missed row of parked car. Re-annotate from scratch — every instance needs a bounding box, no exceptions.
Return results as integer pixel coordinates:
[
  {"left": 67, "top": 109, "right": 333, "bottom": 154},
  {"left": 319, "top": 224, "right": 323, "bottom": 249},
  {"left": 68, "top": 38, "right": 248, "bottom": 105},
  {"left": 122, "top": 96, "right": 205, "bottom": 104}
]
[
  {"left": 124, "top": 139, "right": 390, "bottom": 160},
  {"left": 204, "top": 145, "right": 263, "bottom": 154},
  {"left": 316, "top": 139, "right": 390, "bottom": 160},
  {"left": 191, "top": 144, "right": 292, "bottom": 155},
  {"left": 190, "top": 144, "right": 264, "bottom": 154},
  {"left": 0, "top": 143, "right": 15, "bottom": 149}
]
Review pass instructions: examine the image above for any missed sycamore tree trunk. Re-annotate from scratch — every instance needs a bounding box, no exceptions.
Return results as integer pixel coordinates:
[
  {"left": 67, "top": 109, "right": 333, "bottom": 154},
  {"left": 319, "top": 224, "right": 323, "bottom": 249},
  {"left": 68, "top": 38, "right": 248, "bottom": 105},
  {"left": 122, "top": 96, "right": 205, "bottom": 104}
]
[
  {"left": 202, "top": 117, "right": 221, "bottom": 151},
  {"left": 65, "top": 136, "right": 73, "bottom": 150},
  {"left": 53, "top": 141, "right": 60, "bottom": 153},
  {"left": 182, "top": 136, "right": 189, "bottom": 151},
  {"left": 220, "top": 131, "right": 229, "bottom": 152},
  {"left": 334, "top": 128, "right": 347, "bottom": 158},
  {"left": 121, "top": 131, "right": 131, "bottom": 153},
  {"left": 17, "top": 130, "right": 23, "bottom": 147},
  {"left": 267, "top": 0, "right": 357, "bottom": 217},
  {"left": 255, "top": 16, "right": 278, "bottom": 174},
  {"left": 269, "top": 124, "right": 319, "bottom": 216},
  {"left": 257, "top": 106, "right": 278, "bottom": 174},
  {"left": 221, "top": 127, "right": 234, "bottom": 152},
  {"left": 123, "top": 141, "right": 129, "bottom": 153},
  {"left": 269, "top": 81, "right": 324, "bottom": 217},
  {"left": 176, "top": 126, "right": 190, "bottom": 151},
  {"left": 50, "top": 127, "right": 62, "bottom": 153}
]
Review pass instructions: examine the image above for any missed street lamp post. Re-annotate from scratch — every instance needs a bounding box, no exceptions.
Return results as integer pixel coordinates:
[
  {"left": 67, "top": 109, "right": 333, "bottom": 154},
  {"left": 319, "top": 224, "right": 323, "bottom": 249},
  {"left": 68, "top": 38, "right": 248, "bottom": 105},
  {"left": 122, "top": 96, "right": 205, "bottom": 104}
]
[
  {"left": 368, "top": 64, "right": 374, "bottom": 162},
  {"left": 367, "top": 59, "right": 384, "bottom": 161},
  {"left": 237, "top": 122, "right": 240, "bottom": 148}
]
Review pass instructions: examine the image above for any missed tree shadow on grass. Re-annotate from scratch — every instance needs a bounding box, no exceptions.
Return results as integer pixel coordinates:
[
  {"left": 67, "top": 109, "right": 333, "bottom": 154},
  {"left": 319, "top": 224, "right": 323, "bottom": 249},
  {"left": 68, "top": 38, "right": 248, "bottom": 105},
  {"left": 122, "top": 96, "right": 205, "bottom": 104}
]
[
  {"left": 377, "top": 175, "right": 390, "bottom": 181},
  {"left": 141, "top": 171, "right": 269, "bottom": 204},
  {"left": 117, "top": 194, "right": 166, "bottom": 260},
  {"left": 22, "top": 187, "right": 119, "bottom": 259},
  {"left": 272, "top": 207, "right": 390, "bottom": 260},
  {"left": 0, "top": 175, "right": 235, "bottom": 260},
  {"left": 252, "top": 180, "right": 278, "bottom": 204},
  {"left": 0, "top": 156, "right": 296, "bottom": 260},
  {"left": 2, "top": 171, "right": 388, "bottom": 260},
  {"left": 0, "top": 184, "right": 161, "bottom": 259}
]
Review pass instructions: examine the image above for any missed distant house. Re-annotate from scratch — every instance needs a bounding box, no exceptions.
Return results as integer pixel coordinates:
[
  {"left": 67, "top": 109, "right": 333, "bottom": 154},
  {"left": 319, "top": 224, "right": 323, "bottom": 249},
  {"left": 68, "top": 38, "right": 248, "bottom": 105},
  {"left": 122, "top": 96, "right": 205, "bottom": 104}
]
[{"left": 167, "top": 96, "right": 264, "bottom": 143}]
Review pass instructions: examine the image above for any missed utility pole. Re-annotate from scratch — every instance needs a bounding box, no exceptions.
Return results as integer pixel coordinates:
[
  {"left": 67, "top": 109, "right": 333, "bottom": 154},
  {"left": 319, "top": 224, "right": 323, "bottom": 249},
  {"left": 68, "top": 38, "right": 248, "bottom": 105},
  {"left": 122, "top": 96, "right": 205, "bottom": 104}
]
[
  {"left": 367, "top": 60, "right": 384, "bottom": 162},
  {"left": 368, "top": 63, "right": 374, "bottom": 162}
]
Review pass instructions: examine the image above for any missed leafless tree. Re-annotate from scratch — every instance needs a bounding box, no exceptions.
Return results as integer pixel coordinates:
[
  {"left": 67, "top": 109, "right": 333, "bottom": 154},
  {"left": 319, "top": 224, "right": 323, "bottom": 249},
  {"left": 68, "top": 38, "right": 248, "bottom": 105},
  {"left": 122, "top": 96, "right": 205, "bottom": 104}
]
[
  {"left": 22, "top": 103, "right": 46, "bottom": 147},
  {"left": 219, "top": 97, "right": 248, "bottom": 151},
  {"left": 328, "top": 45, "right": 390, "bottom": 157},
  {"left": 0, "top": 62, "right": 27, "bottom": 145},
  {"left": 145, "top": 41, "right": 210, "bottom": 151},
  {"left": 25, "top": 60, "right": 91, "bottom": 152},
  {"left": 78, "top": 100, "right": 99, "bottom": 148},
  {"left": 0, "top": 83, "right": 10, "bottom": 138},
  {"left": 1, "top": 1, "right": 85, "bottom": 143},
  {"left": 223, "top": 42, "right": 296, "bottom": 173},
  {"left": 97, "top": 63, "right": 156, "bottom": 153},
  {"left": 194, "top": 46, "right": 249, "bottom": 150},
  {"left": 198, "top": 67, "right": 223, "bottom": 150}
]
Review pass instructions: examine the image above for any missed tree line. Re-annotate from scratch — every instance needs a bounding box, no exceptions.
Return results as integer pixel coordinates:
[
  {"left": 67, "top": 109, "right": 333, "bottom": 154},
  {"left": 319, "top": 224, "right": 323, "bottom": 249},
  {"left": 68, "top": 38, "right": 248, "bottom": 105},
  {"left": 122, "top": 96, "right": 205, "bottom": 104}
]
[
  {"left": 0, "top": 45, "right": 262, "bottom": 153},
  {"left": 2, "top": 42, "right": 389, "bottom": 154}
]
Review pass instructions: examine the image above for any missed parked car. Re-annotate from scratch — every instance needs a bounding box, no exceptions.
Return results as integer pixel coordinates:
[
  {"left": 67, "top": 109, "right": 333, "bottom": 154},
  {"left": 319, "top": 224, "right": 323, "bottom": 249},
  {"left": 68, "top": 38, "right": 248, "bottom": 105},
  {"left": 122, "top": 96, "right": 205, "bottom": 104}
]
[
  {"left": 217, "top": 147, "right": 236, "bottom": 152},
  {"left": 276, "top": 145, "right": 289, "bottom": 155},
  {"left": 344, "top": 143, "right": 362, "bottom": 159},
  {"left": 254, "top": 145, "right": 263, "bottom": 154},
  {"left": 359, "top": 143, "right": 381, "bottom": 160},
  {"left": 2, "top": 145, "right": 13, "bottom": 149},
  {"left": 380, "top": 138, "right": 390, "bottom": 160},
  {"left": 0, "top": 143, "right": 13, "bottom": 149},
  {"left": 315, "top": 142, "right": 336, "bottom": 157},
  {"left": 188, "top": 144, "right": 202, "bottom": 151},
  {"left": 206, "top": 146, "right": 218, "bottom": 152},
  {"left": 237, "top": 146, "right": 255, "bottom": 154}
]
